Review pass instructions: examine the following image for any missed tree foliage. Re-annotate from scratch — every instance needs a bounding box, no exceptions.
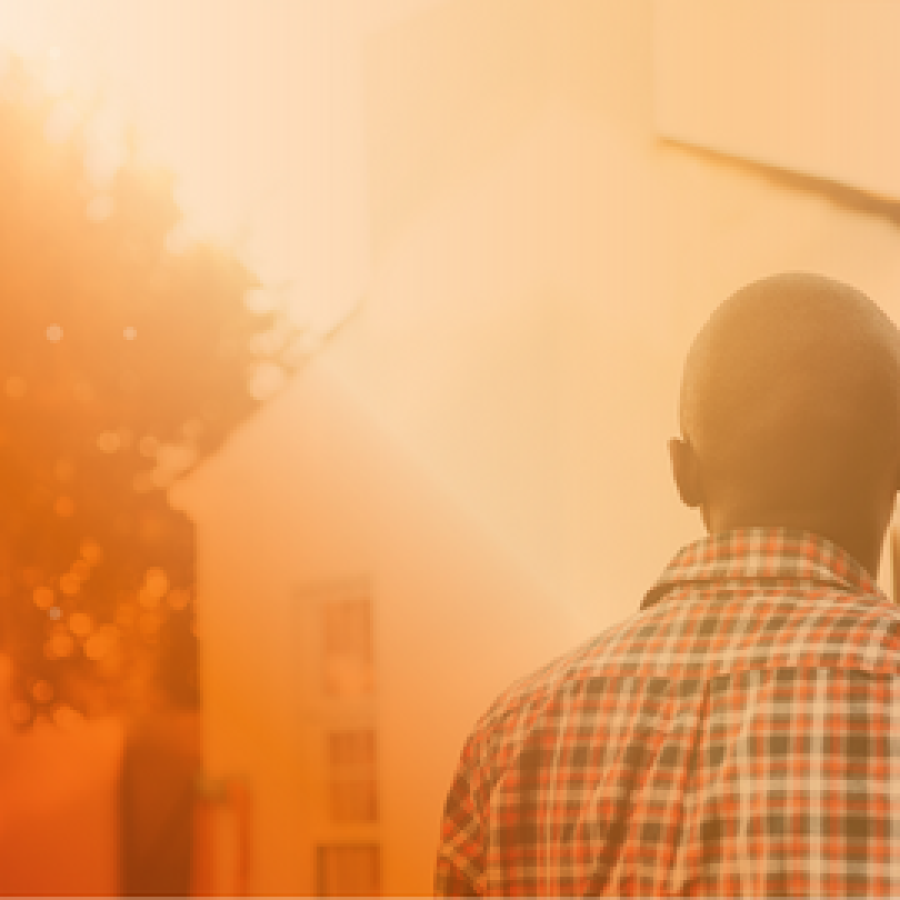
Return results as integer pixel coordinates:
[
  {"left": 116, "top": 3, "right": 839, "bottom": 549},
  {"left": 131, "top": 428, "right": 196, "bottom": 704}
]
[{"left": 0, "top": 54, "right": 299, "bottom": 726}]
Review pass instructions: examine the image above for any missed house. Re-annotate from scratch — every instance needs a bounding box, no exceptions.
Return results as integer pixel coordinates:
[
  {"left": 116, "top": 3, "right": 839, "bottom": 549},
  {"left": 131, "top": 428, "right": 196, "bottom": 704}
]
[{"left": 172, "top": 1, "right": 900, "bottom": 894}]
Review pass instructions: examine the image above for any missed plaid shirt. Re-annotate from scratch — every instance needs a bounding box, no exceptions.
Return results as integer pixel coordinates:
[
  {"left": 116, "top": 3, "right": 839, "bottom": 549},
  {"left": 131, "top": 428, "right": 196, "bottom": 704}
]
[{"left": 435, "top": 528, "right": 900, "bottom": 897}]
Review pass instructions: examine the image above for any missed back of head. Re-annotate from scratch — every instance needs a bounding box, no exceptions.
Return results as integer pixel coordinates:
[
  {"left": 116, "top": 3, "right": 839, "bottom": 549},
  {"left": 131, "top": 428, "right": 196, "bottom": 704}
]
[{"left": 677, "top": 272, "right": 900, "bottom": 557}]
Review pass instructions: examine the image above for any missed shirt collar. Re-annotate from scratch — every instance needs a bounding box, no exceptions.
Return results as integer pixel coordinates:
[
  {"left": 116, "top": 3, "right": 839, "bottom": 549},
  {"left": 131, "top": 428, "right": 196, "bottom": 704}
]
[{"left": 642, "top": 527, "right": 888, "bottom": 610}]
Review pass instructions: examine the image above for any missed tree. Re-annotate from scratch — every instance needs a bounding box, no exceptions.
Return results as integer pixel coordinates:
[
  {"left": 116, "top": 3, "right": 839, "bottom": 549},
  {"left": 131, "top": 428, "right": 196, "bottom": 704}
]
[{"left": 0, "top": 53, "right": 301, "bottom": 727}]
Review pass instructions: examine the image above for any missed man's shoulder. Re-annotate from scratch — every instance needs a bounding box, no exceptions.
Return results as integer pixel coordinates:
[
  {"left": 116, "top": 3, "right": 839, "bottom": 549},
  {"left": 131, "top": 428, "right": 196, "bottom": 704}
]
[
  {"left": 469, "top": 613, "right": 641, "bottom": 750},
  {"left": 466, "top": 585, "right": 900, "bottom": 757}
]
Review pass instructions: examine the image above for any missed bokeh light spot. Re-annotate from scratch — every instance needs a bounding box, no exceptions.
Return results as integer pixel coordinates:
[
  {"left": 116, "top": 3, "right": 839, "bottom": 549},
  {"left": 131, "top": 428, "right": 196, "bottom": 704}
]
[
  {"left": 96, "top": 431, "right": 120, "bottom": 454},
  {"left": 48, "top": 606, "right": 62, "bottom": 620},
  {"left": 31, "top": 680, "right": 54, "bottom": 704},
  {"left": 54, "top": 495, "right": 75, "bottom": 517},
  {"left": 84, "top": 624, "right": 119, "bottom": 661},
  {"left": 139, "top": 567, "right": 169, "bottom": 608},
  {"left": 33, "top": 586, "right": 54, "bottom": 610},
  {"left": 69, "top": 611, "right": 92, "bottom": 637},
  {"left": 53, "top": 704, "right": 83, "bottom": 731},
  {"left": 80, "top": 539, "right": 103, "bottom": 565},
  {"left": 138, "top": 435, "right": 159, "bottom": 458},
  {"left": 59, "top": 574, "right": 80, "bottom": 596},
  {"left": 49, "top": 631, "right": 74, "bottom": 658}
]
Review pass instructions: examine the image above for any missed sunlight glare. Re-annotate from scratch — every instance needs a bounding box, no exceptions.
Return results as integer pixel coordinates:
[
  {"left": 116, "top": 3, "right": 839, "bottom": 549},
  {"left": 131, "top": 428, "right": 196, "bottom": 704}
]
[{"left": 0, "top": 0, "right": 373, "bottom": 342}]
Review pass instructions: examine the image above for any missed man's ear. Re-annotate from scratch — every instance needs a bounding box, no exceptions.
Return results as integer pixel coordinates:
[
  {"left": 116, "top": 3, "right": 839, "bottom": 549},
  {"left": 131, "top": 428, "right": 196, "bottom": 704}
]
[{"left": 668, "top": 437, "right": 705, "bottom": 509}]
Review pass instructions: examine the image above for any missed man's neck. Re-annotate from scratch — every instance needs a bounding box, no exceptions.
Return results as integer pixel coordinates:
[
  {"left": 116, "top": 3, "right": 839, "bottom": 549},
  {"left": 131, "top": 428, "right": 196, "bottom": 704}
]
[{"left": 706, "top": 507, "right": 887, "bottom": 579}]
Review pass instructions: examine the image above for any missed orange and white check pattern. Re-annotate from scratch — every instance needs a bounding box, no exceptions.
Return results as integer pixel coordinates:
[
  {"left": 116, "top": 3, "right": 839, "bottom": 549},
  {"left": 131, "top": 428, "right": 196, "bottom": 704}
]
[{"left": 435, "top": 528, "right": 900, "bottom": 896}]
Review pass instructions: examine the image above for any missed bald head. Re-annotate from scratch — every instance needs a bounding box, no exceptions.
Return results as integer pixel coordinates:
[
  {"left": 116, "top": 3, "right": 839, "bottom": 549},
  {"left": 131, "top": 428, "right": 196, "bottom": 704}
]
[{"left": 671, "top": 272, "right": 900, "bottom": 573}]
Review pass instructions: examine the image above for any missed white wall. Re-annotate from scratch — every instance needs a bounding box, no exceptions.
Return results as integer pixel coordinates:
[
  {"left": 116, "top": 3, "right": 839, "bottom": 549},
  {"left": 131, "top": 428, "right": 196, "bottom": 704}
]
[
  {"left": 655, "top": 0, "right": 900, "bottom": 200},
  {"left": 174, "top": 1, "right": 900, "bottom": 893},
  {"left": 184, "top": 361, "right": 581, "bottom": 893}
]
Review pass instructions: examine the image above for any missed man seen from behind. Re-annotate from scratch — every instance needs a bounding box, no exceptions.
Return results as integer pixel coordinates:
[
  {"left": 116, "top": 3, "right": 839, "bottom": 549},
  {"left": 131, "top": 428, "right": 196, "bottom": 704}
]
[{"left": 435, "top": 272, "right": 900, "bottom": 897}]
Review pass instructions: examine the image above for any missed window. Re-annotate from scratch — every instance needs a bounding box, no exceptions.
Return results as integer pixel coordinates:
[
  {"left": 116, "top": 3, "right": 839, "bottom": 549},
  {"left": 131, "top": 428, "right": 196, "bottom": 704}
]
[
  {"left": 321, "top": 594, "right": 374, "bottom": 698},
  {"left": 328, "top": 728, "right": 377, "bottom": 823},
  {"left": 295, "top": 581, "right": 381, "bottom": 894},
  {"left": 316, "top": 843, "right": 380, "bottom": 897}
]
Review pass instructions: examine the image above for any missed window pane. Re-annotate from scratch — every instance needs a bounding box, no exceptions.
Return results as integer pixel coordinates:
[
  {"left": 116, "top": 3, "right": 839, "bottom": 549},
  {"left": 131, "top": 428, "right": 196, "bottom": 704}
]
[
  {"left": 322, "top": 597, "right": 374, "bottom": 697},
  {"left": 316, "top": 844, "right": 380, "bottom": 897},
  {"left": 330, "top": 778, "right": 378, "bottom": 823},
  {"left": 328, "top": 728, "right": 377, "bottom": 822},
  {"left": 328, "top": 728, "right": 376, "bottom": 767}
]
